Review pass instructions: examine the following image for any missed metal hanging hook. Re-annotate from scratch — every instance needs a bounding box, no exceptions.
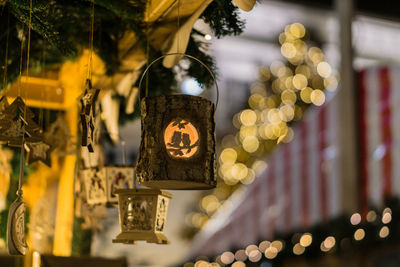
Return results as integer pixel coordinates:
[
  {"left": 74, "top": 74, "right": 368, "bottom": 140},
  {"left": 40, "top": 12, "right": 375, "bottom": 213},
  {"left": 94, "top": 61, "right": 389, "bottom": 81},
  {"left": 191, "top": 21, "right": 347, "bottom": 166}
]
[{"left": 137, "top": 52, "right": 219, "bottom": 109}]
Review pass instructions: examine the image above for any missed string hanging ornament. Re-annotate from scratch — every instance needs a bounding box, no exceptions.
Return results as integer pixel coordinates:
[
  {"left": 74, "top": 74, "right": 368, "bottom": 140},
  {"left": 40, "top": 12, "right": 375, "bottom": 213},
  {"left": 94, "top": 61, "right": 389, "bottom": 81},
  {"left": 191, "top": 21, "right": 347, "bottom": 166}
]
[
  {"left": 136, "top": 0, "right": 218, "bottom": 190},
  {"left": 79, "top": 0, "right": 100, "bottom": 154},
  {"left": 7, "top": 0, "right": 35, "bottom": 255}
]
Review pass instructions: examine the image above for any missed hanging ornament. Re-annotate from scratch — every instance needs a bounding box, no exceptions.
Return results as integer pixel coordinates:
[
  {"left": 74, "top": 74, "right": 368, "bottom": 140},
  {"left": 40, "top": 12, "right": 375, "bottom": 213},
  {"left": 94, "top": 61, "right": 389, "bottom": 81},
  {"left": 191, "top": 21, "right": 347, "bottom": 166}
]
[
  {"left": 0, "top": 97, "right": 42, "bottom": 147},
  {"left": 0, "top": 96, "right": 9, "bottom": 116},
  {"left": 24, "top": 140, "right": 53, "bottom": 167},
  {"left": 81, "top": 168, "right": 107, "bottom": 205},
  {"left": 7, "top": 147, "right": 28, "bottom": 255},
  {"left": 44, "top": 115, "right": 72, "bottom": 151},
  {"left": 103, "top": 166, "right": 134, "bottom": 204},
  {"left": 79, "top": 79, "right": 100, "bottom": 153},
  {"left": 112, "top": 188, "right": 172, "bottom": 244},
  {"left": 136, "top": 53, "right": 218, "bottom": 190}
]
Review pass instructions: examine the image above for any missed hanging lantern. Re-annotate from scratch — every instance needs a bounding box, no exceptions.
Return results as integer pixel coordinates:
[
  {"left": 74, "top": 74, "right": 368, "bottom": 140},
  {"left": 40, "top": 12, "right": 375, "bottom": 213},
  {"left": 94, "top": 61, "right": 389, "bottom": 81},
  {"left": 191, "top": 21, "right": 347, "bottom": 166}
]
[
  {"left": 81, "top": 166, "right": 134, "bottom": 205},
  {"left": 112, "top": 188, "right": 172, "bottom": 244},
  {"left": 136, "top": 53, "right": 218, "bottom": 190}
]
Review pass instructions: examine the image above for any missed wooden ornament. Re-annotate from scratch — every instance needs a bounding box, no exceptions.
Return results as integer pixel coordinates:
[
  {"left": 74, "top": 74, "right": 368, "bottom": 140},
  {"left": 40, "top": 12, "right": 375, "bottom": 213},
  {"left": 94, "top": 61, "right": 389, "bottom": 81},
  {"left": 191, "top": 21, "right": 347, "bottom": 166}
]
[
  {"left": 44, "top": 115, "right": 71, "bottom": 150},
  {"left": 112, "top": 188, "right": 172, "bottom": 244},
  {"left": 104, "top": 166, "right": 134, "bottom": 204},
  {"left": 81, "top": 168, "right": 107, "bottom": 205},
  {"left": 0, "top": 96, "right": 9, "bottom": 116},
  {"left": 79, "top": 79, "right": 100, "bottom": 153},
  {"left": 136, "top": 54, "right": 218, "bottom": 190},
  {"left": 7, "top": 199, "right": 28, "bottom": 255},
  {"left": 136, "top": 95, "right": 216, "bottom": 189},
  {"left": 0, "top": 96, "right": 42, "bottom": 147},
  {"left": 24, "top": 140, "right": 54, "bottom": 167},
  {"left": 81, "top": 166, "right": 134, "bottom": 205}
]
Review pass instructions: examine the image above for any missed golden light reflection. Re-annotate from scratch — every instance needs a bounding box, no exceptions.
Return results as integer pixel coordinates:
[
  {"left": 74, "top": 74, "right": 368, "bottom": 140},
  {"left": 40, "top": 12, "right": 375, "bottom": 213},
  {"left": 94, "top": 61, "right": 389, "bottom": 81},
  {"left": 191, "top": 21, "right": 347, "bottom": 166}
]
[
  {"left": 299, "top": 233, "right": 312, "bottom": 247},
  {"left": 265, "top": 247, "right": 278, "bottom": 259},
  {"left": 354, "top": 228, "right": 365, "bottom": 241},
  {"left": 293, "top": 243, "right": 305, "bottom": 255},
  {"left": 221, "top": 252, "right": 235, "bottom": 265},
  {"left": 379, "top": 226, "right": 390, "bottom": 238},
  {"left": 310, "top": 89, "right": 325, "bottom": 106}
]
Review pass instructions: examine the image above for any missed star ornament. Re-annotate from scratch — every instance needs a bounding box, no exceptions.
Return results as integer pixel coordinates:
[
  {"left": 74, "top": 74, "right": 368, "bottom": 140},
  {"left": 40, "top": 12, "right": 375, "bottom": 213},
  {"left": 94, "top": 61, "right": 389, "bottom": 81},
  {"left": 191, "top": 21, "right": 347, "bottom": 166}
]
[
  {"left": 24, "top": 140, "right": 54, "bottom": 167},
  {"left": 79, "top": 79, "right": 100, "bottom": 153}
]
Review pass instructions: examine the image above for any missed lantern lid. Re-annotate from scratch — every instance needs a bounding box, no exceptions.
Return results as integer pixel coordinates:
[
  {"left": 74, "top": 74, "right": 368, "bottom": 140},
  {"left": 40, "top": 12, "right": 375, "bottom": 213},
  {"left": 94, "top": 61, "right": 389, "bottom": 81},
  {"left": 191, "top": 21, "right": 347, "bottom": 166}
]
[{"left": 113, "top": 188, "right": 173, "bottom": 199}]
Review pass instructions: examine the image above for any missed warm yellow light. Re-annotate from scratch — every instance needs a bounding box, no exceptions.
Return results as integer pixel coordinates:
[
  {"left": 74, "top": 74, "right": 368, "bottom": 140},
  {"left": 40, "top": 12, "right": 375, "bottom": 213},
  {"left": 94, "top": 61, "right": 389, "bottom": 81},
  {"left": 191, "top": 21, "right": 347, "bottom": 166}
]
[
  {"left": 164, "top": 120, "right": 199, "bottom": 158},
  {"left": 265, "top": 247, "right": 278, "bottom": 259},
  {"left": 195, "top": 260, "right": 209, "bottom": 267},
  {"left": 310, "top": 89, "right": 325, "bottom": 106},
  {"left": 350, "top": 213, "right": 362, "bottom": 225},
  {"left": 317, "top": 62, "right": 332, "bottom": 78},
  {"left": 271, "top": 240, "right": 284, "bottom": 252},
  {"left": 234, "top": 250, "right": 247, "bottom": 261},
  {"left": 281, "top": 42, "right": 297, "bottom": 59},
  {"left": 245, "top": 244, "right": 259, "bottom": 256},
  {"left": 232, "top": 261, "right": 246, "bottom": 267},
  {"left": 279, "top": 104, "right": 295, "bottom": 122},
  {"left": 248, "top": 94, "right": 264, "bottom": 109},
  {"left": 300, "top": 233, "right": 312, "bottom": 247},
  {"left": 220, "top": 252, "right": 235, "bottom": 265},
  {"left": 293, "top": 74, "right": 308, "bottom": 89},
  {"left": 323, "top": 236, "right": 336, "bottom": 249},
  {"left": 324, "top": 76, "right": 338, "bottom": 91},
  {"left": 379, "top": 226, "right": 390, "bottom": 238},
  {"left": 242, "top": 136, "right": 260, "bottom": 153},
  {"left": 354, "top": 228, "right": 365, "bottom": 241},
  {"left": 281, "top": 89, "right": 297, "bottom": 105},
  {"left": 183, "top": 262, "right": 195, "bottom": 267},
  {"left": 241, "top": 168, "right": 255, "bottom": 184},
  {"left": 240, "top": 109, "right": 257, "bottom": 126},
  {"left": 300, "top": 87, "right": 312, "bottom": 103},
  {"left": 259, "top": 240, "right": 271, "bottom": 252},
  {"left": 220, "top": 148, "right": 237, "bottom": 164},
  {"left": 293, "top": 243, "right": 305, "bottom": 255},
  {"left": 249, "top": 250, "right": 262, "bottom": 262},
  {"left": 289, "top": 23, "right": 306, "bottom": 38},
  {"left": 252, "top": 160, "right": 268, "bottom": 175},
  {"left": 267, "top": 109, "right": 281, "bottom": 124},
  {"left": 382, "top": 212, "right": 392, "bottom": 224},
  {"left": 231, "top": 163, "right": 248, "bottom": 180},
  {"left": 259, "top": 66, "right": 271, "bottom": 81}
]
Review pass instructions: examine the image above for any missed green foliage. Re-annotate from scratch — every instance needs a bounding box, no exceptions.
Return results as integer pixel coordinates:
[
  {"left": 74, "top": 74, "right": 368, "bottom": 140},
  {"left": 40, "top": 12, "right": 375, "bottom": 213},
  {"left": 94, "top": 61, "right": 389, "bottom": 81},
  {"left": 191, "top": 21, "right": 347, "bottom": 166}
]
[{"left": 201, "top": 0, "right": 245, "bottom": 38}]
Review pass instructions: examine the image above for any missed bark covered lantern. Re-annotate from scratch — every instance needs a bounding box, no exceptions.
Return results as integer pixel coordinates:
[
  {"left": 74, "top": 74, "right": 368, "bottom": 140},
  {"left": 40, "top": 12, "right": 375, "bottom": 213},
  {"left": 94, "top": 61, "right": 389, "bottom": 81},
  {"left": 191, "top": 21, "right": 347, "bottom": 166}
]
[
  {"left": 136, "top": 54, "right": 218, "bottom": 190},
  {"left": 112, "top": 188, "right": 172, "bottom": 244}
]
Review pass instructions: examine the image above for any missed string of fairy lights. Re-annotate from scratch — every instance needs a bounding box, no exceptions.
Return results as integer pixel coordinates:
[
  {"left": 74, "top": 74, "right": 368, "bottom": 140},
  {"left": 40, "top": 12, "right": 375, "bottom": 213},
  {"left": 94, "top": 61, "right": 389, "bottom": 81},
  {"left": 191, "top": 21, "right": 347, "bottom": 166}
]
[
  {"left": 184, "top": 23, "right": 339, "bottom": 232},
  {"left": 184, "top": 205, "right": 394, "bottom": 266}
]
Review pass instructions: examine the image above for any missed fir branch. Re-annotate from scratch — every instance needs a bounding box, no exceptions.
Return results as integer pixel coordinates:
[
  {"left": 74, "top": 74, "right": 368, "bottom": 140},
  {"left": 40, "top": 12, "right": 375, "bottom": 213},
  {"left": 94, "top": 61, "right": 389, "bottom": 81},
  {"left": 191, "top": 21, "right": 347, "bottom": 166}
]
[{"left": 201, "top": 0, "right": 245, "bottom": 38}]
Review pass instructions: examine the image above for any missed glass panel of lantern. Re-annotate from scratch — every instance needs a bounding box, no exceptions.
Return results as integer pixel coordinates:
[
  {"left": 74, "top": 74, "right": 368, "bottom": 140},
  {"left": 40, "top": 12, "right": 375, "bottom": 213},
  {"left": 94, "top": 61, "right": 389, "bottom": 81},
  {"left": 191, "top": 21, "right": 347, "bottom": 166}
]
[
  {"left": 136, "top": 55, "right": 218, "bottom": 190},
  {"left": 112, "top": 189, "right": 172, "bottom": 244},
  {"left": 81, "top": 166, "right": 134, "bottom": 205}
]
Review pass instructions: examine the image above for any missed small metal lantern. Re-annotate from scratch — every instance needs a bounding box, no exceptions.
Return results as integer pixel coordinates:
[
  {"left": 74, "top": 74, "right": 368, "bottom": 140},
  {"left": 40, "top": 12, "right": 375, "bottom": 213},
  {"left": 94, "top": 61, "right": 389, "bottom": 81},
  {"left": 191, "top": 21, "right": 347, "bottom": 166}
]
[
  {"left": 136, "top": 53, "right": 218, "bottom": 190},
  {"left": 112, "top": 188, "right": 172, "bottom": 244},
  {"left": 81, "top": 166, "right": 134, "bottom": 205}
]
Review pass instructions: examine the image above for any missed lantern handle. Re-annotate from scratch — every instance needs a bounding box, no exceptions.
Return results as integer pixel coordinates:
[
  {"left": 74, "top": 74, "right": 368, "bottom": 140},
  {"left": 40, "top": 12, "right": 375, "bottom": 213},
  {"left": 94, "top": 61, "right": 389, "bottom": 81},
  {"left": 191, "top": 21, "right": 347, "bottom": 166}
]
[{"left": 138, "top": 53, "right": 219, "bottom": 109}]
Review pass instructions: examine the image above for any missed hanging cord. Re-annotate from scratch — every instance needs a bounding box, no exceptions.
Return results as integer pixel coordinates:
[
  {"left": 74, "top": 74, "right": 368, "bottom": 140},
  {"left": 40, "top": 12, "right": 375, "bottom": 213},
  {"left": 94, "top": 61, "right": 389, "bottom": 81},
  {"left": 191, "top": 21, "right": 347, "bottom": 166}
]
[
  {"left": 177, "top": 0, "right": 180, "bottom": 53},
  {"left": 87, "top": 0, "right": 95, "bottom": 80},
  {"left": 2, "top": 10, "right": 10, "bottom": 90},
  {"left": 17, "top": 0, "right": 33, "bottom": 198}
]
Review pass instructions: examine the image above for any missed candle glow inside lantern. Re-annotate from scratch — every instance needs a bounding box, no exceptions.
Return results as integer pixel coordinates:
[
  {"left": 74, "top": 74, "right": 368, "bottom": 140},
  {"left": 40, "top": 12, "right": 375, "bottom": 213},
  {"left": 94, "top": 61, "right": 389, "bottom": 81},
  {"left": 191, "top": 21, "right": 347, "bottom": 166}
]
[
  {"left": 136, "top": 54, "right": 218, "bottom": 190},
  {"left": 112, "top": 188, "right": 172, "bottom": 244}
]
